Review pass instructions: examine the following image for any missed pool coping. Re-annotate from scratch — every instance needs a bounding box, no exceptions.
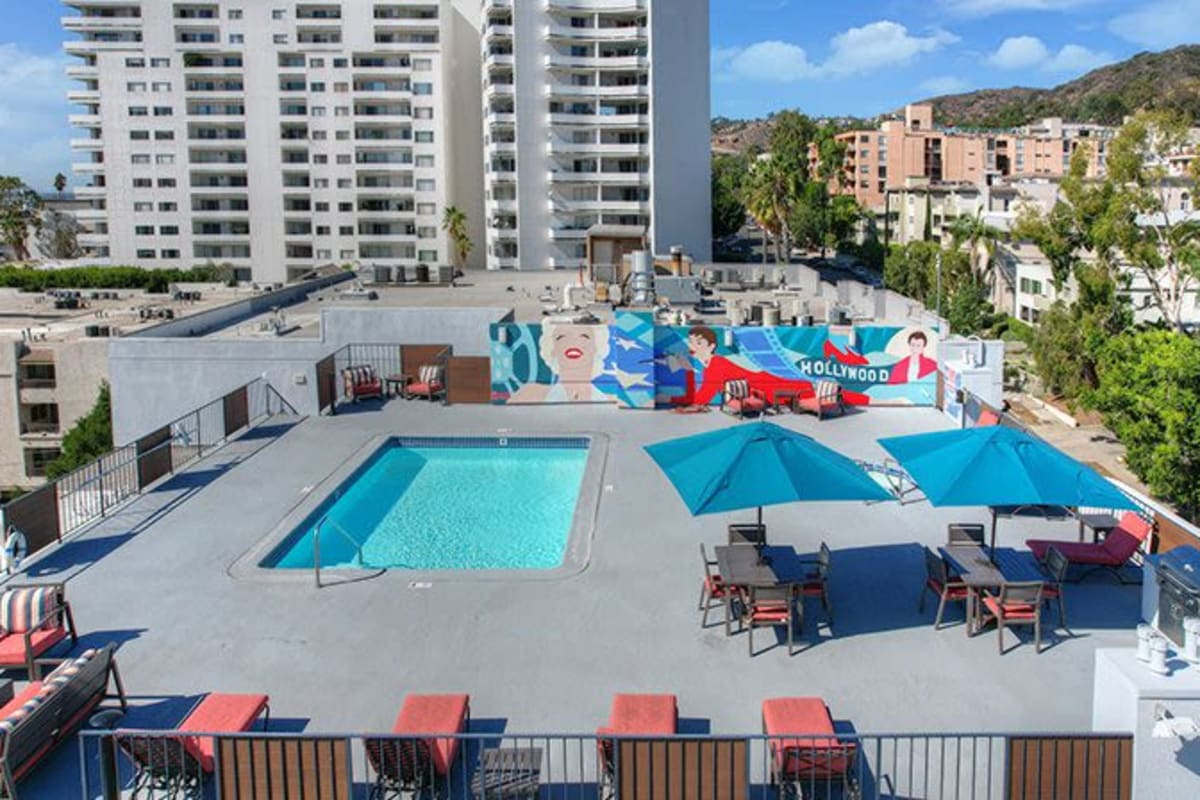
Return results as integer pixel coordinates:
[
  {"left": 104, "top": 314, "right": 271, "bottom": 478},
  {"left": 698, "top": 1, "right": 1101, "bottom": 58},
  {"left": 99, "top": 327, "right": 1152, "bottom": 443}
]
[{"left": 228, "top": 431, "right": 610, "bottom": 585}]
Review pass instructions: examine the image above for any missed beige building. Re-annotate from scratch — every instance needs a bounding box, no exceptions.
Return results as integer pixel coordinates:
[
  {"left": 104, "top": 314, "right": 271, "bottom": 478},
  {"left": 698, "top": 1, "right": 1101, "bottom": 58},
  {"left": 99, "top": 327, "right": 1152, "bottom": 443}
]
[{"left": 813, "top": 104, "right": 1114, "bottom": 211}]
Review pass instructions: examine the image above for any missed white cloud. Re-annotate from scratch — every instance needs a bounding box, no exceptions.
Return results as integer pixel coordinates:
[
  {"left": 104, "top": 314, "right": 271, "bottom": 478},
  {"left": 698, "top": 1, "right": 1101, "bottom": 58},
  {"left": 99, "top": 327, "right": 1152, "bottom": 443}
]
[
  {"left": 940, "top": 0, "right": 1091, "bottom": 17},
  {"left": 987, "top": 36, "right": 1112, "bottom": 73},
  {"left": 988, "top": 36, "right": 1050, "bottom": 69},
  {"left": 1109, "top": 0, "right": 1200, "bottom": 48},
  {"left": 921, "top": 75, "right": 972, "bottom": 95},
  {"left": 713, "top": 21, "right": 957, "bottom": 84},
  {"left": 0, "top": 43, "right": 72, "bottom": 189}
]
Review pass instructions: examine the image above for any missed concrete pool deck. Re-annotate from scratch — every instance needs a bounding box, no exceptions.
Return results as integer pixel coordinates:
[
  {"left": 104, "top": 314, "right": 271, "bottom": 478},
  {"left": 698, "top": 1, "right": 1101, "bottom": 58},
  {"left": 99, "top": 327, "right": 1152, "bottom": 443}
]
[{"left": 14, "top": 400, "right": 1144, "bottom": 797}]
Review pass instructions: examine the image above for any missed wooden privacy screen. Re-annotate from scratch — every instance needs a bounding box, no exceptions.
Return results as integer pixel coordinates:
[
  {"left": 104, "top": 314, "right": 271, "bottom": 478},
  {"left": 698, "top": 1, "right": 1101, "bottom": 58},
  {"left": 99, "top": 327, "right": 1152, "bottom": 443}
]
[
  {"left": 316, "top": 355, "right": 335, "bottom": 413},
  {"left": 448, "top": 356, "right": 491, "bottom": 404},
  {"left": 216, "top": 737, "right": 351, "bottom": 800},
  {"left": 400, "top": 344, "right": 451, "bottom": 376},
  {"left": 135, "top": 426, "right": 173, "bottom": 490},
  {"left": 224, "top": 386, "right": 250, "bottom": 436},
  {"left": 617, "top": 739, "right": 748, "bottom": 800},
  {"left": 1007, "top": 736, "right": 1132, "bottom": 800},
  {"left": 1152, "top": 512, "right": 1198, "bottom": 554},
  {"left": 2, "top": 485, "right": 60, "bottom": 556}
]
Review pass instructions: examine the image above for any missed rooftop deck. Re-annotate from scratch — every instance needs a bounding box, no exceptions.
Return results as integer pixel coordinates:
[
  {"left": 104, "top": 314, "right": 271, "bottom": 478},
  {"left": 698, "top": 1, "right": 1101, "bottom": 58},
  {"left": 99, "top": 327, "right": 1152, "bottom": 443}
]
[{"left": 15, "top": 401, "right": 1143, "bottom": 797}]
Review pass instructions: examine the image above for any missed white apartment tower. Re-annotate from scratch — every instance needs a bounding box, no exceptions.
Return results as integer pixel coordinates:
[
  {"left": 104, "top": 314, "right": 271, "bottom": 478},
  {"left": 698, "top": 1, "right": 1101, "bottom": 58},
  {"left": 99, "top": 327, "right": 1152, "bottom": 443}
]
[
  {"left": 481, "top": 0, "right": 711, "bottom": 270},
  {"left": 65, "top": 1, "right": 476, "bottom": 284}
]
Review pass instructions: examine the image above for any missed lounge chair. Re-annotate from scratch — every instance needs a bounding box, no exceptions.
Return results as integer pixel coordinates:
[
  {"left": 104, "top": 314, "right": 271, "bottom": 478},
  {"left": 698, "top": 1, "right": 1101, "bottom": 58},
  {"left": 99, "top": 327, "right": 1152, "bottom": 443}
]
[
  {"left": 597, "top": 693, "right": 677, "bottom": 796},
  {"left": 407, "top": 364, "right": 446, "bottom": 402},
  {"left": 976, "top": 409, "right": 1001, "bottom": 426},
  {"left": 0, "top": 644, "right": 126, "bottom": 800},
  {"left": 720, "top": 379, "right": 768, "bottom": 419},
  {"left": 1026, "top": 511, "right": 1153, "bottom": 583},
  {"left": 762, "top": 697, "right": 859, "bottom": 800},
  {"left": 120, "top": 692, "right": 270, "bottom": 797},
  {"left": 343, "top": 365, "right": 384, "bottom": 402},
  {"left": 366, "top": 693, "right": 470, "bottom": 800},
  {"left": 0, "top": 583, "right": 77, "bottom": 677},
  {"left": 795, "top": 380, "right": 845, "bottom": 420}
]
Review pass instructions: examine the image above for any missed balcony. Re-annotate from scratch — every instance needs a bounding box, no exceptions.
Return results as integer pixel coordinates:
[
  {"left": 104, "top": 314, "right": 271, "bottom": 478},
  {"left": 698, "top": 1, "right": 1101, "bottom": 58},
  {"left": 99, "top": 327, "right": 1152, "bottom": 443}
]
[
  {"left": 547, "top": 170, "right": 647, "bottom": 184},
  {"left": 66, "top": 63, "right": 99, "bottom": 79},
  {"left": 545, "top": 53, "right": 646, "bottom": 70},
  {"left": 545, "top": 24, "right": 646, "bottom": 42},
  {"left": 62, "top": 15, "right": 142, "bottom": 32},
  {"left": 69, "top": 113, "right": 102, "bottom": 127},
  {"left": 548, "top": 112, "right": 647, "bottom": 127},
  {"left": 547, "top": 83, "right": 648, "bottom": 98},
  {"left": 70, "top": 137, "right": 105, "bottom": 150}
]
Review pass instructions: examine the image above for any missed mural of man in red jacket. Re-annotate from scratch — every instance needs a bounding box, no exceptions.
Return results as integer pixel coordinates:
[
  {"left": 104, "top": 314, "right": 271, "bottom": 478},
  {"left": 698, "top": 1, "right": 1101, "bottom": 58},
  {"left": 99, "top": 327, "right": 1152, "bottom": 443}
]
[{"left": 673, "top": 326, "right": 814, "bottom": 406}]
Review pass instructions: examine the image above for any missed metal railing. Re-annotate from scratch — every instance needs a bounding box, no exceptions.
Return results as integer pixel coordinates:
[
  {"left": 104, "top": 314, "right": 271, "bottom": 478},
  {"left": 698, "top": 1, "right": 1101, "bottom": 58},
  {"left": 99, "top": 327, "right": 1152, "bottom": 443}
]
[
  {"left": 0, "top": 379, "right": 299, "bottom": 565},
  {"left": 76, "top": 729, "right": 1133, "bottom": 800},
  {"left": 313, "top": 514, "right": 370, "bottom": 587}
]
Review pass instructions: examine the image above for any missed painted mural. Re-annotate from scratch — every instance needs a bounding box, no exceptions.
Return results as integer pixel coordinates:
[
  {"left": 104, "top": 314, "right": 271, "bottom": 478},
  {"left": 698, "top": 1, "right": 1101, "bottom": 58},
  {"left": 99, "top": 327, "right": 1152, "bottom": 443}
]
[
  {"left": 490, "top": 312, "right": 940, "bottom": 409},
  {"left": 490, "top": 312, "right": 656, "bottom": 408}
]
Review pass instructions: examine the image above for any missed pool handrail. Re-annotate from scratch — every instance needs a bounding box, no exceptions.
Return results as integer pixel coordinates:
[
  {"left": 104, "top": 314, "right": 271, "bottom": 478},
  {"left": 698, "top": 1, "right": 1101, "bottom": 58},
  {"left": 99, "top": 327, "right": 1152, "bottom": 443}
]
[{"left": 313, "top": 514, "right": 367, "bottom": 588}]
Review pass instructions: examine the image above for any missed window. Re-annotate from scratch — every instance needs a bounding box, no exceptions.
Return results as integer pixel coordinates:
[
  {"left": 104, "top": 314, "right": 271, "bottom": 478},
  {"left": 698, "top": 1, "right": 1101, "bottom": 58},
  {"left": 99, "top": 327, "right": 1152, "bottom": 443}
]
[
  {"left": 417, "top": 226, "right": 436, "bottom": 239},
  {"left": 333, "top": 58, "right": 347, "bottom": 68},
  {"left": 335, "top": 130, "right": 349, "bottom": 140},
  {"left": 131, "top": 154, "right": 150, "bottom": 164},
  {"left": 314, "top": 178, "right": 329, "bottom": 188},
  {"left": 313, "top": 154, "right": 328, "bottom": 164},
  {"left": 418, "top": 250, "right": 437, "bottom": 262},
  {"left": 159, "top": 202, "right": 177, "bottom": 212},
  {"left": 417, "top": 203, "right": 436, "bottom": 216},
  {"left": 340, "top": 249, "right": 355, "bottom": 259},
  {"left": 272, "top": 9, "right": 286, "bottom": 19},
  {"left": 130, "top": 130, "right": 150, "bottom": 140},
  {"left": 274, "top": 34, "right": 288, "bottom": 44},
  {"left": 338, "top": 202, "right": 352, "bottom": 212},
  {"left": 310, "top": 58, "right": 324, "bottom": 68},
  {"left": 158, "top": 178, "right": 176, "bottom": 188},
  {"left": 315, "top": 202, "right": 330, "bottom": 211},
  {"left": 134, "top": 201, "right": 153, "bottom": 212},
  {"left": 137, "top": 248, "right": 156, "bottom": 258},
  {"left": 19, "top": 363, "right": 55, "bottom": 388},
  {"left": 156, "top": 154, "right": 175, "bottom": 165},
  {"left": 334, "top": 82, "right": 348, "bottom": 93},
  {"left": 310, "top": 81, "right": 326, "bottom": 92},
  {"left": 152, "top": 82, "right": 171, "bottom": 92},
  {"left": 150, "top": 58, "right": 170, "bottom": 68},
  {"left": 337, "top": 178, "right": 351, "bottom": 188},
  {"left": 316, "top": 225, "right": 331, "bottom": 235},
  {"left": 317, "top": 249, "right": 332, "bottom": 260},
  {"left": 416, "top": 155, "right": 434, "bottom": 168},
  {"left": 413, "top": 59, "right": 432, "bottom": 72},
  {"left": 133, "top": 178, "right": 152, "bottom": 188},
  {"left": 334, "top": 106, "right": 349, "bottom": 117},
  {"left": 416, "top": 179, "right": 435, "bottom": 191},
  {"left": 160, "top": 225, "right": 179, "bottom": 235},
  {"left": 125, "top": 57, "right": 145, "bottom": 68},
  {"left": 155, "top": 130, "right": 174, "bottom": 140},
  {"left": 153, "top": 106, "right": 173, "bottom": 117},
  {"left": 229, "top": 34, "right": 244, "bottom": 44},
  {"left": 311, "top": 106, "right": 326, "bottom": 116},
  {"left": 135, "top": 225, "right": 155, "bottom": 235},
  {"left": 413, "top": 83, "right": 433, "bottom": 95},
  {"left": 414, "top": 107, "right": 433, "bottom": 120},
  {"left": 127, "top": 81, "right": 146, "bottom": 92},
  {"left": 161, "top": 249, "right": 181, "bottom": 258},
  {"left": 129, "top": 106, "right": 148, "bottom": 116},
  {"left": 415, "top": 131, "right": 433, "bottom": 143},
  {"left": 311, "top": 130, "right": 327, "bottom": 140},
  {"left": 335, "top": 154, "right": 351, "bottom": 165},
  {"left": 228, "top": 8, "right": 243, "bottom": 19},
  {"left": 339, "top": 225, "right": 354, "bottom": 236},
  {"left": 24, "top": 448, "right": 61, "bottom": 478}
]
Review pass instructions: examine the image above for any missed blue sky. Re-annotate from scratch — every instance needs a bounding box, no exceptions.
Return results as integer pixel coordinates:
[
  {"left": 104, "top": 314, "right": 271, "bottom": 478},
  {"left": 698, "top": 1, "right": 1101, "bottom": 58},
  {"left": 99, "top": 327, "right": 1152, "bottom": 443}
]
[{"left": 1, "top": 1, "right": 1197, "bottom": 189}]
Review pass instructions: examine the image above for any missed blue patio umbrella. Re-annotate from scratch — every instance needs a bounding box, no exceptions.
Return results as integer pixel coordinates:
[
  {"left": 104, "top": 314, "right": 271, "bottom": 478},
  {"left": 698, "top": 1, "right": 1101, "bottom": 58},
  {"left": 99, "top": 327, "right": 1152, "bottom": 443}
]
[
  {"left": 645, "top": 422, "right": 894, "bottom": 528},
  {"left": 878, "top": 425, "right": 1137, "bottom": 553}
]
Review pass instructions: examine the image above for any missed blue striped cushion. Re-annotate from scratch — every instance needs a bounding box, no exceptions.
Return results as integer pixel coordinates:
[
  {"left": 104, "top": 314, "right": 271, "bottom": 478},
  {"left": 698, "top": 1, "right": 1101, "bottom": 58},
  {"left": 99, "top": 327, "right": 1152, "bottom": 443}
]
[{"left": 0, "top": 587, "right": 58, "bottom": 634}]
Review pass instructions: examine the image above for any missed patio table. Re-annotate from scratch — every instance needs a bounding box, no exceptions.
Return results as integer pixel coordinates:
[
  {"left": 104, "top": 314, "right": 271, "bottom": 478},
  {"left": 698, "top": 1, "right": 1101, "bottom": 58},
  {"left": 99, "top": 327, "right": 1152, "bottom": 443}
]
[
  {"left": 1077, "top": 512, "right": 1120, "bottom": 543},
  {"left": 941, "top": 545, "right": 1047, "bottom": 636},
  {"left": 715, "top": 545, "right": 810, "bottom": 633}
]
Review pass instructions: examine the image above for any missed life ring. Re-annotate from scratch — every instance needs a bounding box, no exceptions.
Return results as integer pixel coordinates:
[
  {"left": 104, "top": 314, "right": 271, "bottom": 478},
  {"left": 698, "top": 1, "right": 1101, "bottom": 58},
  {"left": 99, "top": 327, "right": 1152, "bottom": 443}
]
[{"left": 3, "top": 529, "right": 27, "bottom": 572}]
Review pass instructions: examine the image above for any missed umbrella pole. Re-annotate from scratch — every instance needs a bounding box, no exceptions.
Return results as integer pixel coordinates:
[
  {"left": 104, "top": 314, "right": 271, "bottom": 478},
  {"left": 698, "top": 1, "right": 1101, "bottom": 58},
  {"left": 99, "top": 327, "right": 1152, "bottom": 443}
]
[
  {"left": 757, "top": 506, "right": 764, "bottom": 563},
  {"left": 990, "top": 509, "right": 998, "bottom": 563}
]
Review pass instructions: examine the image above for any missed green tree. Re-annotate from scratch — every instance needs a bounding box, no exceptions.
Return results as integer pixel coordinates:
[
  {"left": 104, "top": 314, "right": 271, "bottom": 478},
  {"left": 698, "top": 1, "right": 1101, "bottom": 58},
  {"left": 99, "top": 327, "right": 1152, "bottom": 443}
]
[
  {"left": 0, "top": 177, "right": 43, "bottom": 262},
  {"left": 45, "top": 383, "right": 113, "bottom": 480},
  {"left": 743, "top": 157, "right": 799, "bottom": 263},
  {"left": 441, "top": 205, "right": 472, "bottom": 272},
  {"left": 52, "top": 173, "right": 67, "bottom": 197},
  {"left": 922, "top": 192, "right": 933, "bottom": 242},
  {"left": 38, "top": 210, "right": 82, "bottom": 260},
  {"left": 949, "top": 208, "right": 1003, "bottom": 287},
  {"left": 711, "top": 154, "right": 748, "bottom": 240},
  {"left": 1091, "top": 330, "right": 1200, "bottom": 519},
  {"left": 767, "top": 110, "right": 817, "bottom": 182},
  {"left": 789, "top": 181, "right": 829, "bottom": 255},
  {"left": 813, "top": 125, "right": 848, "bottom": 189}
]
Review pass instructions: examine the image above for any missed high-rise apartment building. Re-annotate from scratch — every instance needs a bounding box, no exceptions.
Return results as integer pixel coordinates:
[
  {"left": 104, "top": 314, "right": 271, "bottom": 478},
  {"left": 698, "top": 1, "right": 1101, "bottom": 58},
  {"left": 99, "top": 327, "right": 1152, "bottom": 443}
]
[
  {"left": 480, "top": 0, "right": 710, "bottom": 270},
  {"left": 65, "top": 1, "right": 484, "bottom": 284}
]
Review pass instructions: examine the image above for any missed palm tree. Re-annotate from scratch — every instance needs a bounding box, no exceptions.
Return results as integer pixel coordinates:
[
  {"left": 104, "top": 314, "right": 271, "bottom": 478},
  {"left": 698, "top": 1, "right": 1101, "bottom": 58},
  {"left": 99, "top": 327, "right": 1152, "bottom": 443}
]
[
  {"left": 949, "top": 208, "right": 1003, "bottom": 288},
  {"left": 53, "top": 173, "right": 67, "bottom": 198},
  {"left": 743, "top": 158, "right": 798, "bottom": 263},
  {"left": 441, "top": 205, "right": 472, "bottom": 273}
]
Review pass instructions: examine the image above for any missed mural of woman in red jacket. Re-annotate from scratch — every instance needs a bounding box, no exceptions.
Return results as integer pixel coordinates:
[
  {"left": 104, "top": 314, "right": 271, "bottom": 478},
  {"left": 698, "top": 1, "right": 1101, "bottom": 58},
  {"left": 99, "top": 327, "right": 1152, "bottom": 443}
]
[
  {"left": 672, "top": 326, "right": 815, "bottom": 406},
  {"left": 887, "top": 330, "right": 939, "bottom": 385}
]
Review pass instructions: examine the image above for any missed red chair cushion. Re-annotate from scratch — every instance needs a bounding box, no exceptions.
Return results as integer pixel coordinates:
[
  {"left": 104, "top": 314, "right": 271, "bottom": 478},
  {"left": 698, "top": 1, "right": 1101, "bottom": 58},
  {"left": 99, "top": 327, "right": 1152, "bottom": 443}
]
[
  {"left": 393, "top": 693, "right": 470, "bottom": 776},
  {"left": 926, "top": 579, "right": 969, "bottom": 600},
  {"left": 607, "top": 694, "right": 677, "bottom": 735},
  {"left": 408, "top": 381, "right": 444, "bottom": 396},
  {"left": 177, "top": 693, "right": 270, "bottom": 772},
  {"left": 0, "top": 627, "right": 69, "bottom": 668},
  {"left": 704, "top": 576, "right": 729, "bottom": 598},
  {"left": 982, "top": 597, "right": 1038, "bottom": 620}
]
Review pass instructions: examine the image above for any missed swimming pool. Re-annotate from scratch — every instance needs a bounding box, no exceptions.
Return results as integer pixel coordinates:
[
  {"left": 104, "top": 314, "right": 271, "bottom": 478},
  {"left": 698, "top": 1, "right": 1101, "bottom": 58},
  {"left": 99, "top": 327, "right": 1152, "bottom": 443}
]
[{"left": 261, "top": 437, "right": 592, "bottom": 571}]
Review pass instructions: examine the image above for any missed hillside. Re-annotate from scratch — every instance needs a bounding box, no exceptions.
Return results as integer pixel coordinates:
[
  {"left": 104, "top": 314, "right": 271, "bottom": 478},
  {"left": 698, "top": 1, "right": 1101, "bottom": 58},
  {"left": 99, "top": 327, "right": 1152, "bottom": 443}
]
[{"left": 711, "top": 45, "right": 1200, "bottom": 153}]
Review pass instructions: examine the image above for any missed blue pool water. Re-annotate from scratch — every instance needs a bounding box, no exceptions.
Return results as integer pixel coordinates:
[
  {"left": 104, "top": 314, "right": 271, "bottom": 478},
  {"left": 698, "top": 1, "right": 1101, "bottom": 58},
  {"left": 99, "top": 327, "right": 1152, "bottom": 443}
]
[{"left": 264, "top": 438, "right": 589, "bottom": 570}]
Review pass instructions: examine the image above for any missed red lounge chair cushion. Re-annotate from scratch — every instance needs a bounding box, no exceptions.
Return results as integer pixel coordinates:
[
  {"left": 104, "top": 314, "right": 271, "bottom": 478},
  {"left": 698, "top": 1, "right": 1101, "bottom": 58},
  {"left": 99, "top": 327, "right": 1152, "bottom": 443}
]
[
  {"left": 394, "top": 693, "right": 470, "bottom": 776},
  {"left": 762, "top": 698, "right": 853, "bottom": 776},
  {"left": 606, "top": 694, "right": 677, "bottom": 735},
  {"left": 1027, "top": 512, "right": 1151, "bottom": 565},
  {"left": 177, "top": 693, "right": 269, "bottom": 772},
  {"left": 0, "top": 627, "right": 69, "bottom": 667},
  {"left": 982, "top": 597, "right": 1038, "bottom": 620},
  {"left": 0, "top": 683, "right": 45, "bottom": 721}
]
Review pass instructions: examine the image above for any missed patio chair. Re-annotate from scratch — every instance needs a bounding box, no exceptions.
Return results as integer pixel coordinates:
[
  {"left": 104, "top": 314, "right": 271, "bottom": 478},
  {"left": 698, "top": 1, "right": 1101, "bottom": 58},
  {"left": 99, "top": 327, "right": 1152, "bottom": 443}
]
[
  {"left": 1026, "top": 511, "right": 1153, "bottom": 583},
  {"left": 947, "top": 523, "right": 986, "bottom": 547},
  {"left": 121, "top": 692, "right": 270, "bottom": 798},
  {"left": 762, "top": 698, "right": 859, "bottom": 800},
  {"left": 918, "top": 547, "right": 969, "bottom": 630},
  {"left": 797, "top": 542, "right": 833, "bottom": 628},
  {"left": 795, "top": 380, "right": 845, "bottom": 420},
  {"left": 366, "top": 693, "right": 470, "bottom": 800},
  {"left": 745, "top": 585, "right": 799, "bottom": 657},
  {"left": 728, "top": 523, "right": 766, "bottom": 547},
  {"left": 698, "top": 544, "right": 736, "bottom": 634},
  {"left": 981, "top": 581, "right": 1045, "bottom": 654},
  {"left": 1040, "top": 546, "right": 1071, "bottom": 635},
  {"left": 720, "top": 379, "right": 768, "bottom": 419},
  {"left": 342, "top": 365, "right": 384, "bottom": 402},
  {"left": 407, "top": 364, "right": 446, "bottom": 402},
  {"left": 0, "top": 583, "right": 77, "bottom": 677},
  {"left": 596, "top": 694, "right": 677, "bottom": 798}
]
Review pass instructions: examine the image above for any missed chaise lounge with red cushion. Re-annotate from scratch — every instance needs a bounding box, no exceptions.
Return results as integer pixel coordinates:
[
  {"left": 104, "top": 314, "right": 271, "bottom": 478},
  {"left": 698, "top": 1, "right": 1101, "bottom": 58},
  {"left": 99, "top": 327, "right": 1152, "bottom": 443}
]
[
  {"left": 1026, "top": 511, "right": 1153, "bottom": 582},
  {"left": 597, "top": 693, "right": 678, "bottom": 789},
  {"left": 0, "top": 584, "right": 77, "bottom": 677},
  {"left": 762, "top": 697, "right": 858, "bottom": 797},
  {"left": 365, "top": 693, "right": 470, "bottom": 799}
]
